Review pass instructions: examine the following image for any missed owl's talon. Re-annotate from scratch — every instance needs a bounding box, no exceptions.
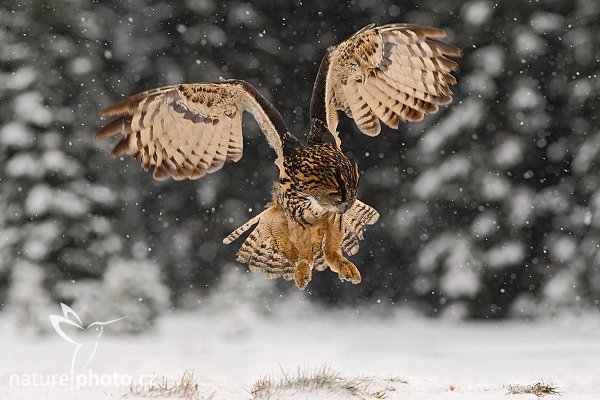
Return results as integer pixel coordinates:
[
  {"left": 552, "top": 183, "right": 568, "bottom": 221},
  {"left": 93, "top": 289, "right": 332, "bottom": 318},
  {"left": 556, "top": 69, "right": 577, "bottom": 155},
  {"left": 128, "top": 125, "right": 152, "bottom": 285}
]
[
  {"left": 294, "top": 260, "right": 312, "bottom": 290},
  {"left": 336, "top": 259, "right": 361, "bottom": 284}
]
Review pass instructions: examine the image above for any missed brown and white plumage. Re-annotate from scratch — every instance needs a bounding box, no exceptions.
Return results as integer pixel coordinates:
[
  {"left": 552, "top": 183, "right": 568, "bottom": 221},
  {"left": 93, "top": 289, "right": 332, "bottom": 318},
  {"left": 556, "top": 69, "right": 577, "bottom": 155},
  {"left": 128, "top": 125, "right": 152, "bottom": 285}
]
[
  {"left": 310, "top": 23, "right": 460, "bottom": 145},
  {"left": 96, "top": 23, "right": 460, "bottom": 289},
  {"left": 223, "top": 200, "right": 380, "bottom": 281},
  {"left": 95, "top": 80, "right": 289, "bottom": 181}
]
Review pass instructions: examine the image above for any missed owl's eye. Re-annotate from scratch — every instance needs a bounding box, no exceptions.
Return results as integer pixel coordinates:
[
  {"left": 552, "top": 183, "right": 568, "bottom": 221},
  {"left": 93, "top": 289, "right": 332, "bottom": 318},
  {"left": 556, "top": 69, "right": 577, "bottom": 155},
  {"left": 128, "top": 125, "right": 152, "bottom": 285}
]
[{"left": 328, "top": 192, "right": 342, "bottom": 203}]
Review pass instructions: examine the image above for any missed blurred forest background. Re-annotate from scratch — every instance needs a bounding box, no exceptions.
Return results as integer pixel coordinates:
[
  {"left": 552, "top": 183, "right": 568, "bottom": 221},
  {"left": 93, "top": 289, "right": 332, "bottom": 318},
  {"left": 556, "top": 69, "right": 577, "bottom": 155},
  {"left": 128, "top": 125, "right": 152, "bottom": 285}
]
[{"left": 1, "top": 0, "right": 599, "bottom": 332}]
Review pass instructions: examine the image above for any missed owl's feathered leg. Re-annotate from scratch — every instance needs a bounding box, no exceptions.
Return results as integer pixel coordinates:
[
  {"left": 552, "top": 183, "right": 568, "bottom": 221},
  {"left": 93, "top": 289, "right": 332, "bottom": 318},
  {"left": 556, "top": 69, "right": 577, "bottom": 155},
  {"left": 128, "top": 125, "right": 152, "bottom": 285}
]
[
  {"left": 323, "top": 213, "right": 362, "bottom": 284},
  {"left": 288, "top": 222, "right": 315, "bottom": 290},
  {"left": 224, "top": 200, "right": 379, "bottom": 289},
  {"left": 265, "top": 207, "right": 298, "bottom": 263}
]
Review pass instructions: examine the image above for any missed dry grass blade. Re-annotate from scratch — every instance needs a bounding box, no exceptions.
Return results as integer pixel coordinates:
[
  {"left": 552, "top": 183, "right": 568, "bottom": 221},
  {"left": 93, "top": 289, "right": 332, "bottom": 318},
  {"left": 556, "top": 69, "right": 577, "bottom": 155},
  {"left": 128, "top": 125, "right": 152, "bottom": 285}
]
[
  {"left": 505, "top": 381, "right": 560, "bottom": 397},
  {"left": 250, "top": 365, "right": 395, "bottom": 399},
  {"left": 127, "top": 370, "right": 211, "bottom": 400}
]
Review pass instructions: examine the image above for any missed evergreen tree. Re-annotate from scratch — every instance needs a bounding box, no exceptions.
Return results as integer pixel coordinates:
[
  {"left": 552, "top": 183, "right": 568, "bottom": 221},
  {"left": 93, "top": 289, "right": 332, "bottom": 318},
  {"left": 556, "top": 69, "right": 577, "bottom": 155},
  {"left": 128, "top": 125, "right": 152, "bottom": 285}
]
[{"left": 0, "top": 0, "right": 168, "bottom": 329}]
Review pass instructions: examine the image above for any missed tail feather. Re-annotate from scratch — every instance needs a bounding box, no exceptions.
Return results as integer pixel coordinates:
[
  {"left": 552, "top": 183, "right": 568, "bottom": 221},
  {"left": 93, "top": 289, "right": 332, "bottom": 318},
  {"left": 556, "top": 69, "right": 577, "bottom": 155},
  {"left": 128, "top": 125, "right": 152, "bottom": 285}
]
[
  {"left": 223, "top": 200, "right": 379, "bottom": 281},
  {"left": 225, "top": 204, "right": 295, "bottom": 280},
  {"left": 223, "top": 213, "right": 263, "bottom": 244}
]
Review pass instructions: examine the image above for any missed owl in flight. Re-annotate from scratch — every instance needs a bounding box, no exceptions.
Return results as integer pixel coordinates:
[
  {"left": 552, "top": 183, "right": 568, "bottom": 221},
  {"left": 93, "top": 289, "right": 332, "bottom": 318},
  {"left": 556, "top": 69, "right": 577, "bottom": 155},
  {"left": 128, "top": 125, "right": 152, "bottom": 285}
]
[{"left": 96, "top": 24, "right": 460, "bottom": 289}]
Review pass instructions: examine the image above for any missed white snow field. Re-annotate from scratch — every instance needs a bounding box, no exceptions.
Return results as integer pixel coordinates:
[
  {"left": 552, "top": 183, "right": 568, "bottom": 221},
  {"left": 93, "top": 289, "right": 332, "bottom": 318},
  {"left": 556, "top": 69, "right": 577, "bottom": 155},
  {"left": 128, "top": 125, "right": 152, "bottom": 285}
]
[{"left": 1, "top": 298, "right": 599, "bottom": 400}]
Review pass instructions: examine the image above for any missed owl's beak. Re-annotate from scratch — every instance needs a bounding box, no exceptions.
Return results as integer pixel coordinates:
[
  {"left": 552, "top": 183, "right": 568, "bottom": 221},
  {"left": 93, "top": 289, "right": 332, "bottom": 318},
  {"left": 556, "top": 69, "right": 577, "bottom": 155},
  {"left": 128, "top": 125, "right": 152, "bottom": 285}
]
[{"left": 337, "top": 202, "right": 348, "bottom": 214}]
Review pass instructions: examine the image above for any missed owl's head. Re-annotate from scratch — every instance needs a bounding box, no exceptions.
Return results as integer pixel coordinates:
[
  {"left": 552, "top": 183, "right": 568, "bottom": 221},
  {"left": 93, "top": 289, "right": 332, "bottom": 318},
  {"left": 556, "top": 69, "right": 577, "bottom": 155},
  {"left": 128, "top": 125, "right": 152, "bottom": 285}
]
[
  {"left": 287, "top": 142, "right": 361, "bottom": 214},
  {"left": 308, "top": 157, "right": 360, "bottom": 215}
]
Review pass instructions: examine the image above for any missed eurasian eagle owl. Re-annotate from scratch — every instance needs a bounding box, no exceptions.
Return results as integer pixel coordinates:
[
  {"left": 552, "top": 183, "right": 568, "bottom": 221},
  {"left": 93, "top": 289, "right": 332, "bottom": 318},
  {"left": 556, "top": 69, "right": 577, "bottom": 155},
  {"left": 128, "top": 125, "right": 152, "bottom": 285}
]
[{"left": 96, "top": 23, "right": 460, "bottom": 289}]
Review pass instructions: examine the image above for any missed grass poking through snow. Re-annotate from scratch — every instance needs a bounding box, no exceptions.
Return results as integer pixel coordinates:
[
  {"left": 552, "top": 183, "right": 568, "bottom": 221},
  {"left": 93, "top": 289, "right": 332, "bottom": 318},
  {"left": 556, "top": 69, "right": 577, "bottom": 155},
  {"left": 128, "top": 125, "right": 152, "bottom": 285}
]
[
  {"left": 505, "top": 381, "right": 560, "bottom": 397},
  {"left": 128, "top": 370, "right": 210, "bottom": 400},
  {"left": 125, "top": 368, "right": 562, "bottom": 399},
  {"left": 251, "top": 365, "right": 397, "bottom": 399}
]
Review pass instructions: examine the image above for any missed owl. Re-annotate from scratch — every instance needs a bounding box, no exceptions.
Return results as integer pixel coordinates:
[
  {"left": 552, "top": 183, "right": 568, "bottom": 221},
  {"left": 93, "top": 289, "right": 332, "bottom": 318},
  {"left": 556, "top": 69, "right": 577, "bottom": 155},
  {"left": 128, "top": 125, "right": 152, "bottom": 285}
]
[{"left": 96, "top": 23, "right": 460, "bottom": 290}]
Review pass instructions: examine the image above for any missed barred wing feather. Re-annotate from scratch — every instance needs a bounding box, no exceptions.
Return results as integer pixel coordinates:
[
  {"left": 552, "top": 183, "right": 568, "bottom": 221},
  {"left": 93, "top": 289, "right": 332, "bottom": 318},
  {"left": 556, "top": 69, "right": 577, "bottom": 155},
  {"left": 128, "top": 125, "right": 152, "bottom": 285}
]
[
  {"left": 310, "top": 23, "right": 461, "bottom": 146},
  {"left": 96, "top": 80, "right": 288, "bottom": 181}
]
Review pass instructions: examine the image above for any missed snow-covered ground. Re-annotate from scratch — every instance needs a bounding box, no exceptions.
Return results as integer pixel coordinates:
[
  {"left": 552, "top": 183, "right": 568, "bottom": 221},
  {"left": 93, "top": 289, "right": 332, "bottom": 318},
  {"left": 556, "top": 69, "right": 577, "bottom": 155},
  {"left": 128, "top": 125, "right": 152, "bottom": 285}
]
[{"left": 1, "top": 298, "right": 599, "bottom": 400}]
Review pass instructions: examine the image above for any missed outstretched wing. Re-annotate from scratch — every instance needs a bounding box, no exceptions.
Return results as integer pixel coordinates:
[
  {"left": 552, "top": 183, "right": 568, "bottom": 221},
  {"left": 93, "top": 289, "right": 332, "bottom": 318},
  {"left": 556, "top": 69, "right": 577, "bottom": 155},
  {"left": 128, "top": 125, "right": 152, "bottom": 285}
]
[
  {"left": 96, "top": 80, "right": 289, "bottom": 180},
  {"left": 309, "top": 23, "right": 461, "bottom": 147}
]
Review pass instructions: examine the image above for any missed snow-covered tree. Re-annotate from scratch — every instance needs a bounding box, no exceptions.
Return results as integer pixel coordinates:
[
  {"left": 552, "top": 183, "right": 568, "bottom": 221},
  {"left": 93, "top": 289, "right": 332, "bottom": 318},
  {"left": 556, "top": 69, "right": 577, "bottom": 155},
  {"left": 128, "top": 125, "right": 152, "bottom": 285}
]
[
  {"left": 57, "top": 258, "right": 170, "bottom": 333},
  {"left": 0, "top": 0, "right": 168, "bottom": 330},
  {"left": 377, "top": 0, "right": 600, "bottom": 317}
]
